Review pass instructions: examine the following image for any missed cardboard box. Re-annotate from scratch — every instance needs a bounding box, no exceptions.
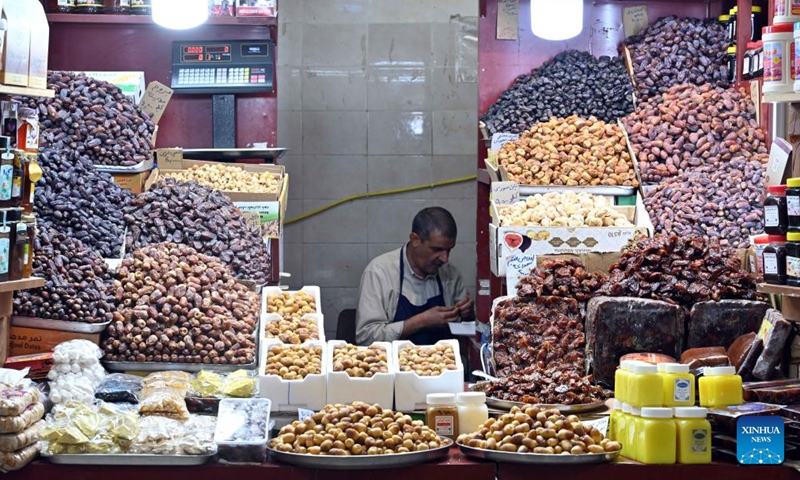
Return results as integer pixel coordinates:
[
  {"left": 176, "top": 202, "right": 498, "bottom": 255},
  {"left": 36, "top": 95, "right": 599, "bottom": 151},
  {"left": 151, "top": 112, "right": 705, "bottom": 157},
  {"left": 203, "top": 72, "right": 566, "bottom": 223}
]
[
  {"left": 488, "top": 182, "right": 653, "bottom": 279},
  {"left": 209, "top": 0, "right": 235, "bottom": 16},
  {"left": 4, "top": 352, "right": 53, "bottom": 380},
  {"left": 26, "top": 0, "right": 47, "bottom": 90},
  {"left": 235, "top": 0, "right": 276, "bottom": 17},
  {"left": 82, "top": 71, "right": 146, "bottom": 104},
  {"left": 112, "top": 170, "right": 152, "bottom": 194},
  {"left": 9, "top": 326, "right": 100, "bottom": 356},
  {"left": 1, "top": 1, "right": 31, "bottom": 87},
  {"left": 154, "top": 159, "right": 285, "bottom": 202}
]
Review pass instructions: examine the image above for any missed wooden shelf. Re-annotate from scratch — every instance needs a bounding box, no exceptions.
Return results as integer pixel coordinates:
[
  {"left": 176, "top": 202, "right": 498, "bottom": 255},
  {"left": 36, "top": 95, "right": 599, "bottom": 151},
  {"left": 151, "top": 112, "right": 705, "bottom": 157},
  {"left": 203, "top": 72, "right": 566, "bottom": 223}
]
[
  {"left": 0, "top": 85, "right": 54, "bottom": 98},
  {"left": 762, "top": 92, "right": 800, "bottom": 104},
  {"left": 0, "top": 277, "right": 44, "bottom": 294},
  {"left": 757, "top": 283, "right": 800, "bottom": 298},
  {"left": 46, "top": 13, "right": 276, "bottom": 26}
]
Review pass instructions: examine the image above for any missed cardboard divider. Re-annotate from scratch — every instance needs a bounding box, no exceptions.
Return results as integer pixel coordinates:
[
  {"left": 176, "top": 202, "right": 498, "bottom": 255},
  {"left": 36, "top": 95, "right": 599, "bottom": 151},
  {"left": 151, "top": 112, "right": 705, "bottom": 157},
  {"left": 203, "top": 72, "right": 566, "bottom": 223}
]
[
  {"left": 326, "top": 340, "right": 395, "bottom": 407},
  {"left": 258, "top": 339, "right": 327, "bottom": 411},
  {"left": 392, "top": 339, "right": 464, "bottom": 412}
]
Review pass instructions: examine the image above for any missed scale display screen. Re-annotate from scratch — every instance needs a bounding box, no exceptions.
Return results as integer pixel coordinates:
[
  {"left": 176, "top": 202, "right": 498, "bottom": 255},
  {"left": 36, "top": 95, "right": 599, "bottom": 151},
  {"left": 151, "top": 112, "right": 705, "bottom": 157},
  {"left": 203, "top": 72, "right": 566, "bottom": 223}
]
[{"left": 171, "top": 40, "right": 274, "bottom": 94}]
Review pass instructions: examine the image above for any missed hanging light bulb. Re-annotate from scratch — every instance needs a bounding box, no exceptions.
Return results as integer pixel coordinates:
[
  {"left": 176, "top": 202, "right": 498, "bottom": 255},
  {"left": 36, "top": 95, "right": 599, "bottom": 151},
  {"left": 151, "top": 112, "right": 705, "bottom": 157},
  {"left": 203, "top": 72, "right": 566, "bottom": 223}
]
[
  {"left": 152, "top": 0, "right": 209, "bottom": 30},
  {"left": 530, "top": 0, "right": 583, "bottom": 41}
]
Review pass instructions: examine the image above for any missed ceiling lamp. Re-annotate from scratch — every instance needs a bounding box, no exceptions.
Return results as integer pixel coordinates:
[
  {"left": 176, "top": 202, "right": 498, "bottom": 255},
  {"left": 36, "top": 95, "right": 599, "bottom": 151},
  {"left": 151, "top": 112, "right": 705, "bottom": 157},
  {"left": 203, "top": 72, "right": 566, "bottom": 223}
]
[
  {"left": 530, "top": 0, "right": 583, "bottom": 41},
  {"left": 152, "top": 0, "right": 208, "bottom": 30}
]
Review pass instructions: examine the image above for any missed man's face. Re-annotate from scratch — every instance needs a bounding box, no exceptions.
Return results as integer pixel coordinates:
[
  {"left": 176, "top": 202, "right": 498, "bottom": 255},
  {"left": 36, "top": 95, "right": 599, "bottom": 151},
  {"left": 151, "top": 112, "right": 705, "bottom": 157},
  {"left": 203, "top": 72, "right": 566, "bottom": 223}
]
[{"left": 409, "top": 230, "right": 456, "bottom": 276}]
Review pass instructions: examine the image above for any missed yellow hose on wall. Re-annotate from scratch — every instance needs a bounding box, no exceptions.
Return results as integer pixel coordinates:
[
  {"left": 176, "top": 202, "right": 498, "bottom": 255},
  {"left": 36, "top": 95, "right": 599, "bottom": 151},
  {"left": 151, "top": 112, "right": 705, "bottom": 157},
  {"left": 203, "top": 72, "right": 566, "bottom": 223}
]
[{"left": 284, "top": 175, "right": 478, "bottom": 225}]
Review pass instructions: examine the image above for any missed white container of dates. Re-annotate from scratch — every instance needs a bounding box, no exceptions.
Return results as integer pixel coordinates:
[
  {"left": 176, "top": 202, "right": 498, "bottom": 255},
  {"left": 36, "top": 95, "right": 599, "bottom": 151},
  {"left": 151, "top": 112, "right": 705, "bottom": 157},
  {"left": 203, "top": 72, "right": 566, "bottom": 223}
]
[
  {"left": 258, "top": 339, "right": 327, "bottom": 411},
  {"left": 392, "top": 339, "right": 463, "bottom": 411},
  {"left": 326, "top": 340, "right": 395, "bottom": 408}
]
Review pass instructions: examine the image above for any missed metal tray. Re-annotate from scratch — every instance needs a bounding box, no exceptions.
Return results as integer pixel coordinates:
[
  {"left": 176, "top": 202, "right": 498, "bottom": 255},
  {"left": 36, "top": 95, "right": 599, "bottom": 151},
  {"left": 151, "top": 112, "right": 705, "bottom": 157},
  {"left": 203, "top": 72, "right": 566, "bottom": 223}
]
[
  {"left": 96, "top": 157, "right": 154, "bottom": 174},
  {"left": 469, "top": 383, "right": 606, "bottom": 413},
  {"left": 102, "top": 360, "right": 257, "bottom": 373},
  {"left": 458, "top": 444, "right": 619, "bottom": 465},
  {"left": 11, "top": 316, "right": 111, "bottom": 334},
  {"left": 518, "top": 185, "right": 636, "bottom": 196},
  {"left": 42, "top": 453, "right": 215, "bottom": 466},
  {"left": 182, "top": 148, "right": 287, "bottom": 162},
  {"left": 268, "top": 439, "right": 452, "bottom": 470}
]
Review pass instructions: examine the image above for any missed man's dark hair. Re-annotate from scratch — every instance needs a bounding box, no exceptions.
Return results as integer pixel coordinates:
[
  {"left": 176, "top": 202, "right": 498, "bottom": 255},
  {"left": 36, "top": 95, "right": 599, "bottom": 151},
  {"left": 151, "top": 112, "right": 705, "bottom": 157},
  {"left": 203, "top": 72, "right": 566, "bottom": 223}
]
[{"left": 412, "top": 207, "right": 457, "bottom": 241}]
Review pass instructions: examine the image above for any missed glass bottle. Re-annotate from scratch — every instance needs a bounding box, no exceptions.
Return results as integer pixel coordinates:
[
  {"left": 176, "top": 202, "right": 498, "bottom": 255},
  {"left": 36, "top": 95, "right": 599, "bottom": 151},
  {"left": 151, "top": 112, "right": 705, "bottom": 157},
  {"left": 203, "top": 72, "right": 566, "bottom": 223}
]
[
  {"left": 129, "top": 0, "right": 151, "bottom": 15},
  {"left": 10, "top": 151, "right": 22, "bottom": 209},
  {"left": 0, "top": 220, "right": 11, "bottom": 283},
  {"left": 21, "top": 155, "right": 41, "bottom": 215},
  {"left": 0, "top": 151, "right": 14, "bottom": 209},
  {"left": 10, "top": 221, "right": 26, "bottom": 281},
  {"left": 21, "top": 215, "right": 34, "bottom": 279},
  {"left": 104, "top": 0, "right": 130, "bottom": 14},
  {"left": 45, "top": 0, "right": 75, "bottom": 13},
  {"left": 75, "top": 0, "right": 104, "bottom": 14}
]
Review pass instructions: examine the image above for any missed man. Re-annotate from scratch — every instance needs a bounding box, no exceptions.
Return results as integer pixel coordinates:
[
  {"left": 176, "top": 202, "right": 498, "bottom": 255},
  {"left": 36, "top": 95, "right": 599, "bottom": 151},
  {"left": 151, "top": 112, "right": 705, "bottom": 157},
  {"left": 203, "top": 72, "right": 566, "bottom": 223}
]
[{"left": 356, "top": 207, "right": 474, "bottom": 345}]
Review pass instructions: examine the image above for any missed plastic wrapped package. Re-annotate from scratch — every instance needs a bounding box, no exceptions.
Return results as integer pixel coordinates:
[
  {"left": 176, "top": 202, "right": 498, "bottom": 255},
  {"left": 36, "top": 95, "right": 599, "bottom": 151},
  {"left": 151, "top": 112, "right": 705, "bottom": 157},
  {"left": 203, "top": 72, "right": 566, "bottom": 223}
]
[
  {"left": 95, "top": 374, "right": 143, "bottom": 403},
  {"left": 130, "top": 415, "right": 216, "bottom": 455},
  {"left": 687, "top": 300, "right": 770, "bottom": 349},
  {"left": 753, "top": 309, "right": 793, "bottom": 380},
  {"left": 0, "top": 419, "right": 44, "bottom": 452},
  {"left": 0, "top": 403, "right": 44, "bottom": 434},
  {"left": 0, "top": 385, "right": 41, "bottom": 416},
  {"left": 40, "top": 401, "right": 138, "bottom": 455},
  {"left": 707, "top": 403, "right": 782, "bottom": 435},
  {"left": 48, "top": 340, "right": 105, "bottom": 406},
  {"left": 214, "top": 398, "right": 271, "bottom": 463},
  {"left": 179, "top": 415, "right": 217, "bottom": 455},
  {"left": 0, "top": 443, "right": 38, "bottom": 472},
  {"left": 189, "top": 370, "right": 257, "bottom": 399},
  {"left": 585, "top": 296, "right": 684, "bottom": 387},
  {"left": 139, "top": 372, "right": 191, "bottom": 420}
]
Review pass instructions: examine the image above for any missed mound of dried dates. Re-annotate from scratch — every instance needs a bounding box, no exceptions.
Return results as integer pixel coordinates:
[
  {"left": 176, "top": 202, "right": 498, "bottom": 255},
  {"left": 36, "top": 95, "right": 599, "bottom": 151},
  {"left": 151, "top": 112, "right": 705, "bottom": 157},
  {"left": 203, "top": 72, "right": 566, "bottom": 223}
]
[
  {"left": 485, "top": 363, "right": 609, "bottom": 405},
  {"left": 102, "top": 243, "right": 261, "bottom": 365},
  {"left": 624, "top": 83, "right": 767, "bottom": 184},
  {"left": 21, "top": 71, "right": 155, "bottom": 167},
  {"left": 496, "top": 116, "right": 638, "bottom": 187},
  {"left": 36, "top": 148, "right": 132, "bottom": 258},
  {"left": 644, "top": 155, "right": 767, "bottom": 249},
  {"left": 516, "top": 258, "right": 607, "bottom": 313},
  {"left": 598, "top": 234, "right": 759, "bottom": 307},
  {"left": 492, "top": 296, "right": 585, "bottom": 378},
  {"left": 481, "top": 51, "right": 634, "bottom": 134},
  {"left": 124, "top": 179, "right": 271, "bottom": 283},
  {"left": 626, "top": 16, "right": 729, "bottom": 102},
  {"left": 14, "top": 227, "right": 115, "bottom": 324}
]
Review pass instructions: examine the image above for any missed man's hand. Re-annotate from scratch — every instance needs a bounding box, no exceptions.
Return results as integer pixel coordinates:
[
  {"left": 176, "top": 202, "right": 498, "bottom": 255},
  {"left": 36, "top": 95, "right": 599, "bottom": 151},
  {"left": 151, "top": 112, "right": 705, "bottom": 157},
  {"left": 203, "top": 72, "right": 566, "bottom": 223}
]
[
  {"left": 455, "top": 295, "right": 474, "bottom": 321},
  {"left": 421, "top": 306, "right": 460, "bottom": 328}
]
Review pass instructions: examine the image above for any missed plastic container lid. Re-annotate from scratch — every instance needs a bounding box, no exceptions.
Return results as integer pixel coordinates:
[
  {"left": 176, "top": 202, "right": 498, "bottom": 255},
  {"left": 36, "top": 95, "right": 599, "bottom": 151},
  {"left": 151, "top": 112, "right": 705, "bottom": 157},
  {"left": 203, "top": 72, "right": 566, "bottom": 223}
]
[
  {"left": 632, "top": 364, "right": 658, "bottom": 374},
  {"left": 789, "top": 232, "right": 800, "bottom": 242},
  {"left": 641, "top": 407, "right": 674, "bottom": 419},
  {"left": 612, "top": 399, "right": 622, "bottom": 410},
  {"left": 746, "top": 41, "right": 760, "bottom": 49},
  {"left": 620, "top": 360, "right": 641, "bottom": 370},
  {"left": 622, "top": 403, "right": 632, "bottom": 414},
  {"left": 630, "top": 406, "right": 642, "bottom": 416},
  {"left": 703, "top": 366, "right": 736, "bottom": 376},
  {"left": 456, "top": 392, "right": 486, "bottom": 405},
  {"left": 674, "top": 407, "right": 708, "bottom": 419},
  {"left": 769, "top": 185, "right": 788, "bottom": 195},
  {"left": 657, "top": 363, "right": 690, "bottom": 374},
  {"left": 768, "top": 235, "right": 788, "bottom": 243},
  {"left": 427, "top": 393, "right": 456, "bottom": 405},
  {"left": 719, "top": 15, "right": 730, "bottom": 21},
  {"left": 753, "top": 235, "right": 770, "bottom": 245},
  {"left": 727, "top": 46, "right": 737, "bottom": 54},
  {"left": 764, "top": 24, "right": 795, "bottom": 35},
  {"left": 788, "top": 178, "right": 800, "bottom": 187},
  {"left": 731, "top": 6, "right": 737, "bottom": 14},
  {"left": 752, "top": 6, "right": 762, "bottom": 13}
]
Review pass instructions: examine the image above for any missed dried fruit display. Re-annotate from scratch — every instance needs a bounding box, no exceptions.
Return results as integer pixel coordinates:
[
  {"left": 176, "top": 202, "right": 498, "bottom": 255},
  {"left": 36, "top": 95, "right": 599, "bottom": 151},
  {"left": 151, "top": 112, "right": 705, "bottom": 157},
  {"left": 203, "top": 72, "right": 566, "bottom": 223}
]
[
  {"left": 498, "top": 192, "right": 631, "bottom": 228},
  {"left": 457, "top": 405, "right": 620, "bottom": 454},
  {"left": 397, "top": 344, "right": 458, "bottom": 376},
  {"left": 21, "top": 71, "right": 155, "bottom": 167},
  {"left": 102, "top": 243, "right": 261, "bottom": 365},
  {"left": 264, "top": 316, "right": 320, "bottom": 344},
  {"left": 644, "top": 155, "right": 767, "bottom": 249},
  {"left": 13, "top": 228, "right": 115, "bottom": 324},
  {"left": 485, "top": 363, "right": 609, "bottom": 405},
  {"left": 598, "top": 234, "right": 759, "bottom": 307},
  {"left": 624, "top": 83, "right": 767, "bottom": 184},
  {"left": 626, "top": 16, "right": 729, "bottom": 102},
  {"left": 332, "top": 343, "right": 389, "bottom": 378},
  {"left": 36, "top": 148, "right": 132, "bottom": 258},
  {"left": 496, "top": 116, "right": 638, "bottom": 187},
  {"left": 515, "top": 258, "right": 607, "bottom": 310},
  {"left": 264, "top": 344, "right": 323, "bottom": 380},
  {"left": 124, "top": 179, "right": 271, "bottom": 283},
  {"left": 163, "top": 164, "right": 281, "bottom": 194},
  {"left": 492, "top": 296, "right": 585, "bottom": 378},
  {"left": 481, "top": 51, "right": 634, "bottom": 134},
  {"left": 270, "top": 402, "right": 446, "bottom": 455},
  {"left": 267, "top": 291, "right": 317, "bottom": 319}
]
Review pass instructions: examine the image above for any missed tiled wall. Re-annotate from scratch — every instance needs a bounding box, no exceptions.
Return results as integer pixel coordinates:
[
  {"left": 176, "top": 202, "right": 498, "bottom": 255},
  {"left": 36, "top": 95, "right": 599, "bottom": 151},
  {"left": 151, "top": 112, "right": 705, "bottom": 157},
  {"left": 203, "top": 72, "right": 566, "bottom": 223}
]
[{"left": 277, "top": 0, "right": 479, "bottom": 339}]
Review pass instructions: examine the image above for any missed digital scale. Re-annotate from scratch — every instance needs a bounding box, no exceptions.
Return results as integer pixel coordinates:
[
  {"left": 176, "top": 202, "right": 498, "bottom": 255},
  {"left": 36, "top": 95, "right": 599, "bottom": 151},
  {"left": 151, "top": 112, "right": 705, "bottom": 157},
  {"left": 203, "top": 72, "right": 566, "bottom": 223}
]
[{"left": 170, "top": 40, "right": 275, "bottom": 148}]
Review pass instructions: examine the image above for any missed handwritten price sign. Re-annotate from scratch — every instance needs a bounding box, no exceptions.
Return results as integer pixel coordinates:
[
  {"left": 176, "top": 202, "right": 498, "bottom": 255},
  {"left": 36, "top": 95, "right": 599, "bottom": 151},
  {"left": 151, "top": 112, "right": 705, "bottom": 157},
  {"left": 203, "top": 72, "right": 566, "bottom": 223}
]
[{"left": 139, "top": 81, "right": 174, "bottom": 125}]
